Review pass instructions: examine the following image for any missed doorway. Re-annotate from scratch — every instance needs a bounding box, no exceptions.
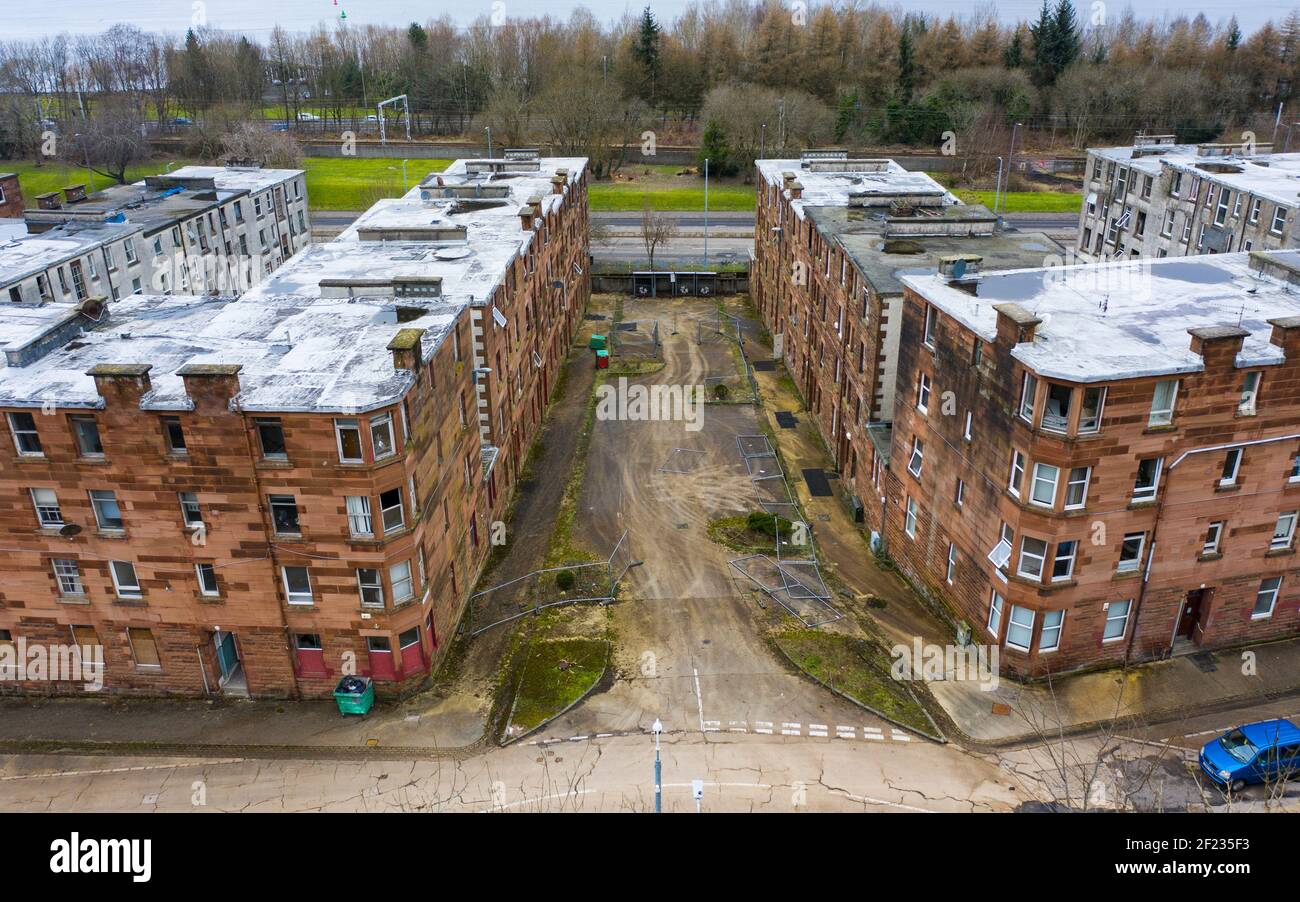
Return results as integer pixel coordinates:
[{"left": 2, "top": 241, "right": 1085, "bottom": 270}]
[
  {"left": 213, "top": 629, "right": 247, "bottom": 695},
  {"left": 1176, "top": 588, "right": 1209, "bottom": 642}
]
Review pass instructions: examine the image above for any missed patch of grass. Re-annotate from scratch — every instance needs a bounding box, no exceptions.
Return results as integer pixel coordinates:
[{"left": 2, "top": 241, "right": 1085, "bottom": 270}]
[
  {"left": 0, "top": 158, "right": 198, "bottom": 196},
  {"left": 542, "top": 367, "right": 605, "bottom": 568},
  {"left": 303, "top": 156, "right": 452, "bottom": 209},
  {"left": 588, "top": 183, "right": 755, "bottom": 212},
  {"left": 508, "top": 637, "right": 609, "bottom": 733},
  {"left": 955, "top": 189, "right": 1081, "bottom": 212},
  {"left": 706, "top": 513, "right": 790, "bottom": 555},
  {"left": 773, "top": 629, "right": 933, "bottom": 735}
]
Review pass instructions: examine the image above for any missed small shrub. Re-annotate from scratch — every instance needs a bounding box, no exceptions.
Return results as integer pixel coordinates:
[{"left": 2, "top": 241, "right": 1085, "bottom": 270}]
[
  {"left": 712, "top": 383, "right": 730, "bottom": 400},
  {"left": 555, "top": 569, "right": 576, "bottom": 592},
  {"left": 746, "top": 511, "right": 793, "bottom": 538}
]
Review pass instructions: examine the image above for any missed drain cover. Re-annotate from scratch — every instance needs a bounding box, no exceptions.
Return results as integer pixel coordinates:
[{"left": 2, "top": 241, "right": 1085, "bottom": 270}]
[{"left": 775, "top": 411, "right": 797, "bottom": 428}]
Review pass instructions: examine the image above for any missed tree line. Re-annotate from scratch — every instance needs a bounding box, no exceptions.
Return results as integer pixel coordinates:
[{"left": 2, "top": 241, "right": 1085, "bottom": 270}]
[{"left": 2, "top": 2, "right": 1299, "bottom": 180}]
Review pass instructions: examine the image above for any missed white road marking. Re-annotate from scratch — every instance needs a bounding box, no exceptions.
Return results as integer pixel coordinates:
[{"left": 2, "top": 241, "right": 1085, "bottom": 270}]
[
  {"left": 781, "top": 728, "right": 801, "bottom": 736},
  {"left": 693, "top": 667, "right": 706, "bottom": 731},
  {"left": 890, "top": 730, "right": 911, "bottom": 742},
  {"left": 480, "top": 788, "right": 598, "bottom": 813},
  {"left": 0, "top": 759, "right": 246, "bottom": 781}
]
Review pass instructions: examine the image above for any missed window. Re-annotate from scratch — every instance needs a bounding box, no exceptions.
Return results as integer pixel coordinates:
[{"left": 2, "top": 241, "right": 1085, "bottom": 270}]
[
  {"left": 1203, "top": 521, "right": 1224, "bottom": 554},
  {"left": 282, "top": 566, "right": 312, "bottom": 604},
  {"left": 1017, "top": 537, "right": 1048, "bottom": 580},
  {"left": 1103, "top": 600, "right": 1131, "bottom": 641},
  {"left": 380, "top": 488, "right": 405, "bottom": 534},
  {"left": 178, "top": 492, "right": 203, "bottom": 526},
  {"left": 1239, "top": 372, "right": 1261, "bottom": 415},
  {"left": 110, "top": 560, "right": 142, "bottom": 597},
  {"left": 367, "top": 636, "right": 391, "bottom": 653},
  {"left": 195, "top": 563, "right": 219, "bottom": 596},
  {"left": 52, "top": 559, "right": 84, "bottom": 595},
  {"left": 946, "top": 543, "right": 957, "bottom": 584},
  {"left": 1271, "top": 205, "right": 1286, "bottom": 235},
  {"left": 904, "top": 497, "right": 918, "bottom": 538},
  {"left": 1161, "top": 210, "right": 1175, "bottom": 237},
  {"left": 1039, "top": 610, "right": 1064, "bottom": 652},
  {"left": 8, "top": 412, "right": 42, "bottom": 455},
  {"left": 333, "top": 418, "right": 364, "bottom": 462},
  {"left": 963, "top": 411, "right": 972, "bottom": 441},
  {"left": 128, "top": 628, "right": 161, "bottom": 668},
  {"left": 1254, "top": 577, "right": 1282, "bottom": 618},
  {"left": 70, "top": 416, "right": 103, "bottom": 456},
  {"left": 1118, "top": 532, "right": 1145, "bottom": 573},
  {"left": 1271, "top": 512, "right": 1297, "bottom": 550},
  {"left": 1064, "top": 467, "right": 1091, "bottom": 510},
  {"left": 954, "top": 478, "right": 965, "bottom": 508},
  {"left": 370, "top": 414, "right": 395, "bottom": 460},
  {"left": 1290, "top": 451, "right": 1300, "bottom": 483},
  {"left": 1249, "top": 198, "right": 1262, "bottom": 223},
  {"left": 90, "top": 490, "right": 124, "bottom": 530},
  {"left": 1018, "top": 373, "right": 1038, "bottom": 422},
  {"left": 161, "top": 416, "right": 186, "bottom": 453},
  {"left": 357, "top": 568, "right": 384, "bottom": 607},
  {"left": 1006, "top": 605, "right": 1035, "bottom": 651},
  {"left": 1220, "top": 448, "right": 1243, "bottom": 487},
  {"left": 31, "top": 488, "right": 63, "bottom": 526},
  {"left": 269, "top": 495, "right": 300, "bottom": 534},
  {"left": 907, "top": 437, "right": 924, "bottom": 478},
  {"left": 922, "top": 305, "right": 937, "bottom": 347},
  {"left": 1148, "top": 380, "right": 1177, "bottom": 426},
  {"left": 1009, "top": 450, "right": 1026, "bottom": 497},
  {"left": 256, "top": 418, "right": 287, "bottom": 459},
  {"left": 390, "top": 560, "right": 414, "bottom": 602},
  {"left": 345, "top": 495, "right": 373, "bottom": 537},
  {"left": 1052, "top": 541, "right": 1077, "bottom": 582},
  {"left": 916, "top": 373, "right": 931, "bottom": 413},
  {"left": 1042, "top": 383, "right": 1071, "bottom": 433},
  {"left": 1079, "top": 387, "right": 1105, "bottom": 433},
  {"left": 988, "top": 590, "right": 1005, "bottom": 636},
  {"left": 1030, "top": 463, "right": 1059, "bottom": 507},
  {"left": 1132, "top": 457, "right": 1162, "bottom": 502}
]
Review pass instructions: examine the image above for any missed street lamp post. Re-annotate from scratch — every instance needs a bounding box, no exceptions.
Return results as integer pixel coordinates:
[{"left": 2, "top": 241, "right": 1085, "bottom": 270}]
[
  {"left": 1001, "top": 122, "right": 1022, "bottom": 216},
  {"left": 703, "top": 158, "right": 710, "bottom": 268},
  {"left": 652, "top": 718, "right": 663, "bottom": 813},
  {"left": 485, "top": 126, "right": 493, "bottom": 158}
]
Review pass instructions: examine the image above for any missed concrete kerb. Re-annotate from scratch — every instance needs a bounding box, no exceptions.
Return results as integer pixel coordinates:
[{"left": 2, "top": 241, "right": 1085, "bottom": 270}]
[{"left": 768, "top": 638, "right": 948, "bottom": 745}]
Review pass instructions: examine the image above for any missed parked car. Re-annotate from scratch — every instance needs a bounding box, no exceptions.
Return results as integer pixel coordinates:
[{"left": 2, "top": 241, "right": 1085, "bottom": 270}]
[
  {"left": 171, "top": 116, "right": 193, "bottom": 126},
  {"left": 1199, "top": 718, "right": 1300, "bottom": 792},
  {"left": 297, "top": 111, "right": 320, "bottom": 122},
  {"left": 270, "top": 123, "right": 290, "bottom": 132}
]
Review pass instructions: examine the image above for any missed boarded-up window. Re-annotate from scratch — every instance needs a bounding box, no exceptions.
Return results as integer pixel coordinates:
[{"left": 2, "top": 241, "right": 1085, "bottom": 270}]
[{"left": 128, "top": 628, "right": 161, "bottom": 668}]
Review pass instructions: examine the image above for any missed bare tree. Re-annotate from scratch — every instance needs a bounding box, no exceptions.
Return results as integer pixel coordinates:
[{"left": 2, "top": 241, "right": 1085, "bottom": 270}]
[
  {"left": 640, "top": 202, "right": 678, "bottom": 271},
  {"left": 219, "top": 122, "right": 303, "bottom": 168},
  {"left": 64, "top": 98, "right": 148, "bottom": 184}
]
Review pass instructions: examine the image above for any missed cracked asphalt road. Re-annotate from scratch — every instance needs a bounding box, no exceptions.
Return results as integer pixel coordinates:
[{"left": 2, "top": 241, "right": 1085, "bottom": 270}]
[{"left": 0, "top": 730, "right": 1026, "bottom": 813}]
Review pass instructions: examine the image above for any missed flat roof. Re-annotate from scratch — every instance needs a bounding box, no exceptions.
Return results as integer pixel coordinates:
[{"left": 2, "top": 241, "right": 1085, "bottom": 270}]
[
  {"left": 900, "top": 251, "right": 1300, "bottom": 382},
  {"left": 805, "top": 204, "right": 1061, "bottom": 295},
  {"left": 0, "top": 156, "right": 587, "bottom": 414},
  {"left": 755, "top": 158, "right": 957, "bottom": 219},
  {"left": 1090, "top": 144, "right": 1300, "bottom": 207},
  {"left": 164, "top": 165, "right": 304, "bottom": 193},
  {"left": 0, "top": 220, "right": 143, "bottom": 286}
]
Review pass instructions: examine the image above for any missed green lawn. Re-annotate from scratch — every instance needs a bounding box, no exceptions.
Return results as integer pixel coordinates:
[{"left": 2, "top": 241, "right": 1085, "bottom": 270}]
[
  {"left": 302, "top": 157, "right": 452, "bottom": 210},
  {"left": 956, "top": 189, "right": 1082, "bottom": 213},
  {"left": 588, "top": 183, "right": 755, "bottom": 212},
  {"left": 0, "top": 156, "right": 454, "bottom": 212}
]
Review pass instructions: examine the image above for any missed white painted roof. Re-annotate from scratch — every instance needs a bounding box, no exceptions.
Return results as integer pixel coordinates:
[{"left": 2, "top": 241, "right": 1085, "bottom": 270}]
[
  {"left": 1091, "top": 144, "right": 1300, "bottom": 208},
  {"left": 900, "top": 252, "right": 1300, "bottom": 383},
  {"left": 162, "top": 165, "right": 304, "bottom": 193},
  {"left": 0, "top": 220, "right": 143, "bottom": 286},
  {"left": 0, "top": 157, "right": 587, "bottom": 413},
  {"left": 755, "top": 158, "right": 958, "bottom": 219}
]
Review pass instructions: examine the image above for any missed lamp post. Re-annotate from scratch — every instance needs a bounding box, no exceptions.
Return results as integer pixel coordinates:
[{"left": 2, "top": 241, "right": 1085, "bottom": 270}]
[
  {"left": 703, "top": 158, "right": 710, "bottom": 268},
  {"left": 485, "top": 126, "right": 493, "bottom": 158},
  {"left": 1001, "top": 123, "right": 1022, "bottom": 216},
  {"left": 652, "top": 718, "right": 663, "bottom": 813}
]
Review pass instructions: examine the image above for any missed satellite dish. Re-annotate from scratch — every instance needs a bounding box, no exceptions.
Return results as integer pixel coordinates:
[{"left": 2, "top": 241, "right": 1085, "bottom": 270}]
[{"left": 59, "top": 524, "right": 83, "bottom": 537}]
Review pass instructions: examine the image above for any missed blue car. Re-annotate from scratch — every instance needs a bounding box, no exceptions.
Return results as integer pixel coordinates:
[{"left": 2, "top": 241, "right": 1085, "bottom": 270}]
[{"left": 1199, "top": 718, "right": 1300, "bottom": 792}]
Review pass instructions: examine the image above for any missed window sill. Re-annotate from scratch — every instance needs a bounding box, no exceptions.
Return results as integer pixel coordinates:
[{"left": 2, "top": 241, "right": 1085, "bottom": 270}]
[
  {"left": 1214, "top": 483, "right": 1241, "bottom": 494},
  {"left": 95, "top": 529, "right": 128, "bottom": 539},
  {"left": 1128, "top": 499, "right": 1158, "bottom": 510},
  {"left": 57, "top": 594, "right": 90, "bottom": 605},
  {"left": 1143, "top": 424, "right": 1176, "bottom": 434},
  {"left": 1198, "top": 552, "right": 1223, "bottom": 562},
  {"left": 257, "top": 458, "right": 294, "bottom": 469},
  {"left": 1265, "top": 547, "right": 1295, "bottom": 558},
  {"left": 113, "top": 596, "right": 147, "bottom": 607},
  {"left": 1112, "top": 569, "right": 1141, "bottom": 581},
  {"left": 286, "top": 601, "right": 315, "bottom": 609},
  {"left": 76, "top": 456, "right": 109, "bottom": 464},
  {"left": 1251, "top": 612, "right": 1274, "bottom": 622}
]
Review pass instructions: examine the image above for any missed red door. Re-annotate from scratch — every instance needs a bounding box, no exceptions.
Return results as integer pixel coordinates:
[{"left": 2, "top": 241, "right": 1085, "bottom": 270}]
[
  {"left": 367, "top": 637, "right": 396, "bottom": 681},
  {"left": 399, "top": 626, "right": 425, "bottom": 675}
]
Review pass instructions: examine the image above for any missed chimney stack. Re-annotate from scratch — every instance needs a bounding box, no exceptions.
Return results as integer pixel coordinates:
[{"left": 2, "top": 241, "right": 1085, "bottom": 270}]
[
  {"left": 387, "top": 328, "right": 425, "bottom": 371},
  {"left": 177, "top": 363, "right": 243, "bottom": 415}
]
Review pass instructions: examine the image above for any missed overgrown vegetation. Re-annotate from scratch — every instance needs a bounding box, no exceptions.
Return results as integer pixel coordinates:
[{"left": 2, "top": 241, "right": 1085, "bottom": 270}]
[
  {"left": 507, "top": 636, "right": 610, "bottom": 734},
  {"left": 773, "top": 629, "right": 934, "bottom": 736}
]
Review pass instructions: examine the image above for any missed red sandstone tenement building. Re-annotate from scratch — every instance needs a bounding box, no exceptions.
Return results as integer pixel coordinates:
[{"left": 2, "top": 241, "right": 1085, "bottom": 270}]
[
  {"left": 886, "top": 251, "right": 1300, "bottom": 675},
  {"left": 0, "top": 172, "right": 23, "bottom": 219},
  {"left": 751, "top": 152, "right": 1058, "bottom": 528},
  {"left": 0, "top": 154, "right": 590, "bottom": 698}
]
